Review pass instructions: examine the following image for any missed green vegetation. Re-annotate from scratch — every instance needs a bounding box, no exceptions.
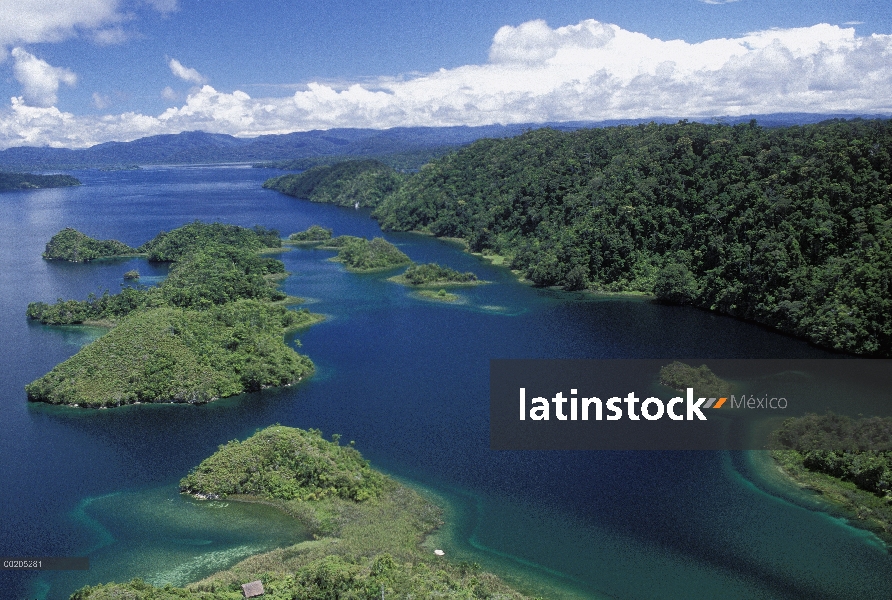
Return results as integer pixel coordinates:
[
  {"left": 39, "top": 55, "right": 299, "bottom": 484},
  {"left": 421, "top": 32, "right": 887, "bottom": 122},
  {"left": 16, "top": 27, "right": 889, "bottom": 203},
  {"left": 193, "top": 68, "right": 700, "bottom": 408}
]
[
  {"left": 659, "top": 361, "right": 733, "bottom": 399},
  {"left": 416, "top": 289, "right": 459, "bottom": 303},
  {"left": 124, "top": 269, "right": 140, "bottom": 280},
  {"left": 267, "top": 120, "right": 892, "bottom": 355},
  {"left": 72, "top": 427, "right": 535, "bottom": 599},
  {"left": 771, "top": 413, "right": 892, "bottom": 542},
  {"left": 288, "top": 225, "right": 333, "bottom": 243},
  {"left": 42, "top": 228, "right": 136, "bottom": 262},
  {"left": 397, "top": 262, "right": 478, "bottom": 286},
  {"left": 27, "top": 222, "right": 321, "bottom": 407},
  {"left": 0, "top": 171, "right": 80, "bottom": 191},
  {"left": 263, "top": 160, "right": 406, "bottom": 209},
  {"left": 330, "top": 236, "right": 412, "bottom": 272},
  {"left": 180, "top": 426, "right": 387, "bottom": 503},
  {"left": 139, "top": 222, "right": 281, "bottom": 262},
  {"left": 25, "top": 301, "right": 316, "bottom": 407}
]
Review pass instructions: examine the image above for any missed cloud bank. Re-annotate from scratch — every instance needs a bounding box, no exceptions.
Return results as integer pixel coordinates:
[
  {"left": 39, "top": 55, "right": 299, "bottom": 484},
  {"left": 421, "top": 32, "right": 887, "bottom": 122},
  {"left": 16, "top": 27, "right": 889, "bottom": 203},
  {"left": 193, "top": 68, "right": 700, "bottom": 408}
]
[{"left": 1, "top": 19, "right": 891, "bottom": 148}]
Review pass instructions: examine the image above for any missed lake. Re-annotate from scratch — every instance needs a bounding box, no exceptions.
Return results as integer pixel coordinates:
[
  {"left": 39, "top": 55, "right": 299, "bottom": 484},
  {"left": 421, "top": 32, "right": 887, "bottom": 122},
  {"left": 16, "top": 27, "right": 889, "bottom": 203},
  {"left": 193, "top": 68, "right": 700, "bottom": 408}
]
[{"left": 1, "top": 165, "right": 889, "bottom": 599}]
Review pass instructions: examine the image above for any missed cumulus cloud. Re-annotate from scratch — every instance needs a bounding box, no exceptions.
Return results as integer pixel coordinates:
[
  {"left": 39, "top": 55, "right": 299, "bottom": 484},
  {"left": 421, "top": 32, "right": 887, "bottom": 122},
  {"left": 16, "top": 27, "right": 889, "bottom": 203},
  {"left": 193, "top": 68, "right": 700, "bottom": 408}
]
[
  {"left": 11, "top": 48, "right": 77, "bottom": 107},
  {"left": 1, "top": 19, "right": 891, "bottom": 148},
  {"left": 168, "top": 58, "right": 207, "bottom": 84}
]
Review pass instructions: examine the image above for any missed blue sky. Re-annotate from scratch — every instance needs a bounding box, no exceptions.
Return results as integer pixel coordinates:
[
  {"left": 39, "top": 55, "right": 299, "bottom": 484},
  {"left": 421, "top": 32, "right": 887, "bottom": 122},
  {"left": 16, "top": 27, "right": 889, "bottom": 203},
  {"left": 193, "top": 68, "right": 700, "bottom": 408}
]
[{"left": 0, "top": 0, "right": 890, "bottom": 148}]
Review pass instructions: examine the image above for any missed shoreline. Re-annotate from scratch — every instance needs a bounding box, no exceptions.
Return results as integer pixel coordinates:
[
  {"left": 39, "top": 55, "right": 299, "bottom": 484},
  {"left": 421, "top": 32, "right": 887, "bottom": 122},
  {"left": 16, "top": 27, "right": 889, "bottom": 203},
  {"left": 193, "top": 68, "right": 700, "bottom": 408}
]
[{"left": 765, "top": 450, "right": 892, "bottom": 547}]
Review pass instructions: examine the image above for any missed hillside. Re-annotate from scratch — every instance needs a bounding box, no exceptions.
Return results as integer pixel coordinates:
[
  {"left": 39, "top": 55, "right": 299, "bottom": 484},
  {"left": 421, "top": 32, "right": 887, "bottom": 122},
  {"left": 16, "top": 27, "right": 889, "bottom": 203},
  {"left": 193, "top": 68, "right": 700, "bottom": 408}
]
[{"left": 268, "top": 118, "right": 892, "bottom": 356}]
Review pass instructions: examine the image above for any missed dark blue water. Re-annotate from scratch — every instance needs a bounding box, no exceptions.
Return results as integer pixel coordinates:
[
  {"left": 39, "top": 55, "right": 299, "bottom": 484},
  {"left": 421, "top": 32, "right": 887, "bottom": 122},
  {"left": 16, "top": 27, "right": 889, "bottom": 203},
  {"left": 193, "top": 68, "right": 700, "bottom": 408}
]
[{"left": 1, "top": 165, "right": 890, "bottom": 599}]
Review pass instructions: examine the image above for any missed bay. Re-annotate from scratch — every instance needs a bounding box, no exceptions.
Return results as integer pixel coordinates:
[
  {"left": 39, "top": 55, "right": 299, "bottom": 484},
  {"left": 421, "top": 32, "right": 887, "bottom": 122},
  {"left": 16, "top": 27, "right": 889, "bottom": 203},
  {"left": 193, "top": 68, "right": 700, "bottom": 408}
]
[{"left": 1, "top": 165, "right": 889, "bottom": 599}]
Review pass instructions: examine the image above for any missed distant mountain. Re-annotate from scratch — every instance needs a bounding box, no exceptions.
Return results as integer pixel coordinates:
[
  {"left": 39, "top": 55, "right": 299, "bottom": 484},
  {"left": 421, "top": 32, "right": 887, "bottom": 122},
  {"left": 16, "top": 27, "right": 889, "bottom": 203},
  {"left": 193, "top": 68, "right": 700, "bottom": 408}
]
[{"left": 0, "top": 114, "right": 887, "bottom": 171}]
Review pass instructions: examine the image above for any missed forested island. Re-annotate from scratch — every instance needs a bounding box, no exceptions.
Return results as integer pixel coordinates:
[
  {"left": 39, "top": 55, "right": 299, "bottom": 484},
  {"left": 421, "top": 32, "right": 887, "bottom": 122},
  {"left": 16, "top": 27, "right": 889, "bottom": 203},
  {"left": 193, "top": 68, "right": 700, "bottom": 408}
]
[
  {"left": 659, "top": 362, "right": 733, "bottom": 399},
  {"left": 26, "top": 222, "right": 321, "bottom": 407},
  {"left": 324, "top": 235, "right": 412, "bottom": 272},
  {"left": 390, "top": 262, "right": 480, "bottom": 287},
  {"left": 72, "top": 426, "right": 534, "bottom": 599},
  {"left": 43, "top": 228, "right": 137, "bottom": 262},
  {"left": 265, "top": 119, "right": 892, "bottom": 356},
  {"left": 771, "top": 414, "right": 892, "bottom": 544},
  {"left": 286, "top": 224, "right": 333, "bottom": 243},
  {"left": 0, "top": 171, "right": 80, "bottom": 191}
]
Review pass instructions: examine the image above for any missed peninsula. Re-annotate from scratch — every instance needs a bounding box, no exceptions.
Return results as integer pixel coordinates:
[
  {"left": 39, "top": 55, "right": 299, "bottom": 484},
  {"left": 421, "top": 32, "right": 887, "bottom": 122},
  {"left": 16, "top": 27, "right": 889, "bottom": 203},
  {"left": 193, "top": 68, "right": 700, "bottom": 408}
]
[
  {"left": 770, "top": 413, "right": 892, "bottom": 544},
  {"left": 72, "top": 426, "right": 533, "bottom": 599},
  {"left": 26, "top": 222, "right": 321, "bottom": 407}
]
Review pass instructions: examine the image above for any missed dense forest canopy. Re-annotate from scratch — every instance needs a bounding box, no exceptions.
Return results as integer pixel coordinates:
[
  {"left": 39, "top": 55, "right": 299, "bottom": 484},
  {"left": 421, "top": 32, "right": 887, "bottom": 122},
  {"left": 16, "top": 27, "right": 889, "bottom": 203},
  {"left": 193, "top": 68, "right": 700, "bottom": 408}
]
[
  {"left": 268, "top": 119, "right": 892, "bottom": 356},
  {"left": 263, "top": 160, "right": 406, "bottom": 208}
]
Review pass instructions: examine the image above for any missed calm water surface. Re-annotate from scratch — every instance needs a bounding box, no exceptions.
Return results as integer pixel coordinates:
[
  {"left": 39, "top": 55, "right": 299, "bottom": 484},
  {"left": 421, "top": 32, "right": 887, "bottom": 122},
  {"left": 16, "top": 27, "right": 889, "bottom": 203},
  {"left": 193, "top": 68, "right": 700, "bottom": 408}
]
[{"left": 1, "top": 165, "right": 889, "bottom": 599}]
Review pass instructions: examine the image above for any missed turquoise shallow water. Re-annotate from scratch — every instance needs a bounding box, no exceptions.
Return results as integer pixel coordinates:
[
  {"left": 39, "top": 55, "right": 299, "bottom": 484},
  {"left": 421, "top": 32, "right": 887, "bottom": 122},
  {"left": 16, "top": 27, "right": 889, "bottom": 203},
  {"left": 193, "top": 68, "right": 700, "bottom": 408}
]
[{"left": 0, "top": 166, "right": 890, "bottom": 599}]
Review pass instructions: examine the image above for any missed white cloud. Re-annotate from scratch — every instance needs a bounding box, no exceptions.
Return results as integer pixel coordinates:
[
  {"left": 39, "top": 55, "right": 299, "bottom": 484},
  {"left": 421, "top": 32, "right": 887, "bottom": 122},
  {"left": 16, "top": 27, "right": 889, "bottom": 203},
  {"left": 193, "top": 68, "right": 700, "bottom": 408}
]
[
  {"left": 92, "top": 92, "right": 110, "bottom": 109},
  {"left": 0, "top": 19, "right": 891, "bottom": 148},
  {"left": 0, "top": 0, "right": 174, "bottom": 48},
  {"left": 143, "top": 0, "right": 178, "bottom": 14},
  {"left": 168, "top": 58, "right": 207, "bottom": 84},
  {"left": 11, "top": 48, "right": 77, "bottom": 107},
  {"left": 161, "top": 86, "right": 178, "bottom": 101}
]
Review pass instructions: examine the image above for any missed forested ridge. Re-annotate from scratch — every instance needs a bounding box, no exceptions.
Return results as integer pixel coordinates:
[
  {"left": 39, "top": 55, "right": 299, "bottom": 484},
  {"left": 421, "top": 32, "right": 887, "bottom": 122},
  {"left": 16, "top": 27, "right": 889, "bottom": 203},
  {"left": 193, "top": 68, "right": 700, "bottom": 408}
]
[{"left": 268, "top": 119, "right": 892, "bottom": 356}]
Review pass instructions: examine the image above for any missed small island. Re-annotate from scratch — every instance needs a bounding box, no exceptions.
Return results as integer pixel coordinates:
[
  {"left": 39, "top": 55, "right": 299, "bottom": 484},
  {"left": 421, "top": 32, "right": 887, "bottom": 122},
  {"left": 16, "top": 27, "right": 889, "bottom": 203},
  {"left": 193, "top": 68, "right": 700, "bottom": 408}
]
[
  {"left": 42, "top": 228, "right": 137, "bottom": 262},
  {"left": 26, "top": 222, "right": 322, "bottom": 407},
  {"left": 389, "top": 262, "right": 481, "bottom": 287},
  {"left": 416, "top": 289, "right": 460, "bottom": 303},
  {"left": 327, "top": 236, "right": 412, "bottom": 272},
  {"left": 72, "top": 426, "right": 533, "bottom": 599},
  {"left": 770, "top": 413, "right": 892, "bottom": 544},
  {"left": 0, "top": 171, "right": 80, "bottom": 191},
  {"left": 123, "top": 269, "right": 140, "bottom": 280},
  {"left": 659, "top": 361, "right": 733, "bottom": 399},
  {"left": 286, "top": 224, "right": 333, "bottom": 244}
]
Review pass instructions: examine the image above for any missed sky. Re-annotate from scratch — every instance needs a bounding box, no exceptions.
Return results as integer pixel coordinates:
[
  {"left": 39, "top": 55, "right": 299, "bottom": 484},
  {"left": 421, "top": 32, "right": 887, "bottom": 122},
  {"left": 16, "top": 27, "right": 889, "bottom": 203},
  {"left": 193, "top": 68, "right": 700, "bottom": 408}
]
[{"left": 0, "top": 0, "right": 890, "bottom": 149}]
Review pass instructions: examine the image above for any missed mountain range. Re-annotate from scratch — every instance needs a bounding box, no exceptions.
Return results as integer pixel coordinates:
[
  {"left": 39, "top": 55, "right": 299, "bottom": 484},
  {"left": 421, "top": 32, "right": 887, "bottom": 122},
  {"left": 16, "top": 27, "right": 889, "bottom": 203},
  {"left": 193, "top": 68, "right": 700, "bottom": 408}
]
[{"left": 1, "top": 113, "right": 888, "bottom": 171}]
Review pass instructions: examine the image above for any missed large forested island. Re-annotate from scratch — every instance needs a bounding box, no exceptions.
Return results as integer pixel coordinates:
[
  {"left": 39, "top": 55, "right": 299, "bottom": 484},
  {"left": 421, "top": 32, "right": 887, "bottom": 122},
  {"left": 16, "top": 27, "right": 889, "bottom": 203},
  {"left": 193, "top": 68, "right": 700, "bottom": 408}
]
[
  {"left": 0, "top": 171, "right": 80, "bottom": 191},
  {"left": 72, "top": 426, "right": 533, "bottom": 599},
  {"left": 771, "top": 414, "right": 892, "bottom": 544},
  {"left": 26, "top": 222, "right": 320, "bottom": 407},
  {"left": 265, "top": 119, "right": 892, "bottom": 356}
]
